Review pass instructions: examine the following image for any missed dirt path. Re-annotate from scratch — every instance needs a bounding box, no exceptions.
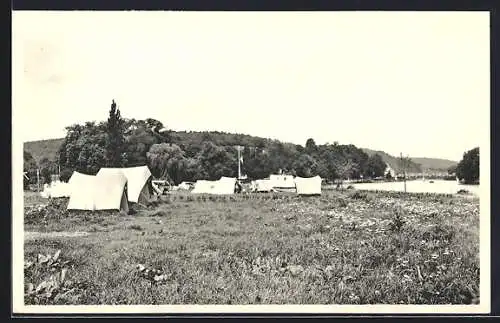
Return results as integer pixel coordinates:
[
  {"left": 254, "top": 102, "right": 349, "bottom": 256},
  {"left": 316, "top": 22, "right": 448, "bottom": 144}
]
[{"left": 24, "top": 231, "right": 90, "bottom": 240}]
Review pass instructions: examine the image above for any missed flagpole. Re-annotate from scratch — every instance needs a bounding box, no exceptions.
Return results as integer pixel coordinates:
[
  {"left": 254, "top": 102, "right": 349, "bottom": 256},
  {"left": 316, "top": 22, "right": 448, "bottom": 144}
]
[{"left": 238, "top": 146, "right": 241, "bottom": 180}]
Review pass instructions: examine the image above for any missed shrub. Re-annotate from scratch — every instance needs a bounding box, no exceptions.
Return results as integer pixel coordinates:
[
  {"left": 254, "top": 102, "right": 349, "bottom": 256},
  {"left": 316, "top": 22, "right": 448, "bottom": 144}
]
[{"left": 389, "top": 208, "right": 406, "bottom": 232}]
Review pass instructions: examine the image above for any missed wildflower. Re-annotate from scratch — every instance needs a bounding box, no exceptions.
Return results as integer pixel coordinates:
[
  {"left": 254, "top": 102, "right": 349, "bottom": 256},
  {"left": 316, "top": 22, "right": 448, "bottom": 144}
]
[{"left": 402, "top": 274, "right": 413, "bottom": 283}]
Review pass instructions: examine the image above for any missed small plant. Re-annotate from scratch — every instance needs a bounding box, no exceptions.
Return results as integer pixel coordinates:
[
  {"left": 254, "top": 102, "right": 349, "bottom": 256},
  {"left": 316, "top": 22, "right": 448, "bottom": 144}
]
[
  {"left": 389, "top": 208, "right": 406, "bottom": 232},
  {"left": 337, "top": 198, "right": 348, "bottom": 208},
  {"left": 128, "top": 224, "right": 143, "bottom": 231},
  {"left": 349, "top": 191, "right": 368, "bottom": 200}
]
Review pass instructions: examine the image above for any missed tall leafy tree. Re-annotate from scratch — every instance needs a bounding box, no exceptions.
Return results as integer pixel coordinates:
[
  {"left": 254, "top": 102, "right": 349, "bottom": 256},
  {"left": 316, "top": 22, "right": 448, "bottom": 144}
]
[
  {"left": 456, "top": 147, "right": 479, "bottom": 184},
  {"left": 196, "top": 142, "right": 236, "bottom": 180},
  {"left": 59, "top": 121, "right": 107, "bottom": 174},
  {"left": 147, "top": 143, "right": 186, "bottom": 183},
  {"left": 292, "top": 154, "right": 319, "bottom": 177},
  {"left": 124, "top": 119, "right": 159, "bottom": 167},
  {"left": 364, "top": 153, "right": 386, "bottom": 178}
]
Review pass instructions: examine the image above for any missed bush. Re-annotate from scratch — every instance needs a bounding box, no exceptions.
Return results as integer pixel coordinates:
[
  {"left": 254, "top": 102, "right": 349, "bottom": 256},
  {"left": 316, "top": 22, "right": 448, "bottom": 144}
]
[{"left": 59, "top": 169, "right": 73, "bottom": 183}]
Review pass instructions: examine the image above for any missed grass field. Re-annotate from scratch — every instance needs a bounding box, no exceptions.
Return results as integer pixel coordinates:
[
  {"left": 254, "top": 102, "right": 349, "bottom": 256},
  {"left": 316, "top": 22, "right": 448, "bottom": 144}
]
[{"left": 23, "top": 190, "right": 480, "bottom": 305}]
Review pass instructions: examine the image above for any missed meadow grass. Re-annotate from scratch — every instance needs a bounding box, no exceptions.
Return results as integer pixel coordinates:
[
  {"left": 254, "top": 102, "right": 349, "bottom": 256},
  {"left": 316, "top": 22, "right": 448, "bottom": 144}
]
[{"left": 23, "top": 190, "right": 479, "bottom": 305}]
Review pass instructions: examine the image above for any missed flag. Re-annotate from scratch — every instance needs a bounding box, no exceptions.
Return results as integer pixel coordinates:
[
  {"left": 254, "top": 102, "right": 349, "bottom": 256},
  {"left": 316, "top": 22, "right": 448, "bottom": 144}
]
[{"left": 240, "top": 156, "right": 244, "bottom": 164}]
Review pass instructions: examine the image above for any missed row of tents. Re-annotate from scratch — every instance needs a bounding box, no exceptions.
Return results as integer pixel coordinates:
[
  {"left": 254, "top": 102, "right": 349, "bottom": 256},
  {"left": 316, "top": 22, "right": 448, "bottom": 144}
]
[
  {"left": 190, "top": 174, "right": 322, "bottom": 196},
  {"left": 39, "top": 166, "right": 322, "bottom": 212},
  {"left": 40, "top": 166, "right": 153, "bottom": 212}
]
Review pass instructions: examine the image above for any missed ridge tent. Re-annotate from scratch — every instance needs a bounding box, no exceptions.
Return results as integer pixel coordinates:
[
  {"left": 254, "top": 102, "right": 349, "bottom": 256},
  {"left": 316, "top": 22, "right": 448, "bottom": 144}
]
[
  {"left": 41, "top": 180, "right": 72, "bottom": 198},
  {"left": 217, "top": 177, "right": 237, "bottom": 194},
  {"left": 254, "top": 179, "right": 274, "bottom": 192},
  {"left": 191, "top": 177, "right": 237, "bottom": 195},
  {"left": 269, "top": 174, "right": 296, "bottom": 192},
  {"left": 295, "top": 175, "right": 322, "bottom": 196},
  {"left": 191, "top": 180, "right": 216, "bottom": 194},
  {"left": 67, "top": 172, "right": 98, "bottom": 211},
  {"left": 66, "top": 171, "right": 129, "bottom": 212},
  {"left": 97, "top": 166, "right": 152, "bottom": 204}
]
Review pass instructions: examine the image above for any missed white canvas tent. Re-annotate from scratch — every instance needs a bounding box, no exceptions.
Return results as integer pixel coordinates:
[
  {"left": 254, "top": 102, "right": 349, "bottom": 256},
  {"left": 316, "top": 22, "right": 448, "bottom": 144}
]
[
  {"left": 191, "top": 177, "right": 237, "bottom": 195},
  {"left": 67, "top": 171, "right": 129, "bottom": 212},
  {"left": 294, "top": 175, "right": 322, "bottom": 196},
  {"left": 218, "top": 177, "right": 237, "bottom": 194},
  {"left": 93, "top": 172, "right": 129, "bottom": 212},
  {"left": 67, "top": 172, "right": 95, "bottom": 210},
  {"left": 253, "top": 179, "right": 274, "bottom": 192},
  {"left": 191, "top": 180, "right": 216, "bottom": 194},
  {"left": 97, "top": 166, "right": 152, "bottom": 204},
  {"left": 269, "top": 174, "right": 296, "bottom": 191},
  {"left": 40, "top": 180, "right": 72, "bottom": 198}
]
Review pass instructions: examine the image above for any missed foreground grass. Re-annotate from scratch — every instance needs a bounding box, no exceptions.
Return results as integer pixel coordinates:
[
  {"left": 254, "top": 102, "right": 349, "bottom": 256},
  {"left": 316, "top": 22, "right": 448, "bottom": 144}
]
[{"left": 23, "top": 190, "right": 480, "bottom": 305}]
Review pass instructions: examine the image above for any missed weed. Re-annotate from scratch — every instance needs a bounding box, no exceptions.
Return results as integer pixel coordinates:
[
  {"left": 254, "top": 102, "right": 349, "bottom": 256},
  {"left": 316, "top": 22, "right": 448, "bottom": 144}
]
[
  {"left": 128, "top": 224, "right": 143, "bottom": 231},
  {"left": 389, "top": 208, "right": 406, "bottom": 232},
  {"left": 349, "top": 191, "right": 368, "bottom": 200}
]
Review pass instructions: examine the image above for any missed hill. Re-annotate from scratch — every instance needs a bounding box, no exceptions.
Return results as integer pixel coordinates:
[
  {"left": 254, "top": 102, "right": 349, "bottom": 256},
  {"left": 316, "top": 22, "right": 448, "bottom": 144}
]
[
  {"left": 23, "top": 138, "right": 64, "bottom": 163},
  {"left": 24, "top": 133, "right": 454, "bottom": 176},
  {"left": 361, "top": 148, "right": 422, "bottom": 174},
  {"left": 410, "top": 157, "right": 457, "bottom": 172}
]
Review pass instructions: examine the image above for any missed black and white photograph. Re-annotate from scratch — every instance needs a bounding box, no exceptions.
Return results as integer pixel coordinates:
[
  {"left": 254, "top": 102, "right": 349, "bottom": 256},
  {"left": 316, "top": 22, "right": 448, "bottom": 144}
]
[{"left": 12, "top": 10, "right": 490, "bottom": 314}]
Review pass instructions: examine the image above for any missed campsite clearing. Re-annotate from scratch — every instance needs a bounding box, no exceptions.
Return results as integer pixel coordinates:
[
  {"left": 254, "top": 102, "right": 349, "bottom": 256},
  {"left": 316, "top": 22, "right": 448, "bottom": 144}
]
[{"left": 24, "top": 190, "right": 479, "bottom": 305}]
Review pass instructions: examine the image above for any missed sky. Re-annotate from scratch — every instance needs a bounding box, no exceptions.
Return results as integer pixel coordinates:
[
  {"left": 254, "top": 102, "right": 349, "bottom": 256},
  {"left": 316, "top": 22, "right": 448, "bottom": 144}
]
[{"left": 12, "top": 11, "right": 489, "bottom": 161}]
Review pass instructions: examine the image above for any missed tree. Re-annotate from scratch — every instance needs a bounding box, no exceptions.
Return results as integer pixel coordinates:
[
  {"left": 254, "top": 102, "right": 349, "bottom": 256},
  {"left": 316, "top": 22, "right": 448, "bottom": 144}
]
[
  {"left": 456, "top": 147, "right": 479, "bottom": 184},
  {"left": 39, "top": 157, "right": 56, "bottom": 184},
  {"left": 335, "top": 158, "right": 357, "bottom": 190},
  {"left": 305, "top": 138, "right": 317, "bottom": 155},
  {"left": 23, "top": 151, "right": 38, "bottom": 185},
  {"left": 123, "top": 119, "right": 160, "bottom": 167},
  {"left": 147, "top": 143, "right": 187, "bottom": 183},
  {"left": 58, "top": 122, "right": 108, "bottom": 175},
  {"left": 364, "top": 154, "right": 386, "bottom": 178},
  {"left": 292, "top": 154, "right": 319, "bottom": 177},
  {"left": 105, "top": 100, "right": 125, "bottom": 167},
  {"left": 182, "top": 157, "right": 206, "bottom": 182},
  {"left": 196, "top": 142, "right": 236, "bottom": 180}
]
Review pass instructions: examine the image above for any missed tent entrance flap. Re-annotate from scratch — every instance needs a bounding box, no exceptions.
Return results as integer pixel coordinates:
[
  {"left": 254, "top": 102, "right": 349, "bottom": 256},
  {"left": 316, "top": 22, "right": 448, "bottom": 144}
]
[{"left": 97, "top": 166, "right": 152, "bottom": 204}]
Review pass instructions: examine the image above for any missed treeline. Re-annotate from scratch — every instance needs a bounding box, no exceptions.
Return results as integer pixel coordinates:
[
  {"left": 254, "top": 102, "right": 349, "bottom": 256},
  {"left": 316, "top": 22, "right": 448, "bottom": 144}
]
[{"left": 25, "top": 100, "right": 391, "bottom": 186}]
